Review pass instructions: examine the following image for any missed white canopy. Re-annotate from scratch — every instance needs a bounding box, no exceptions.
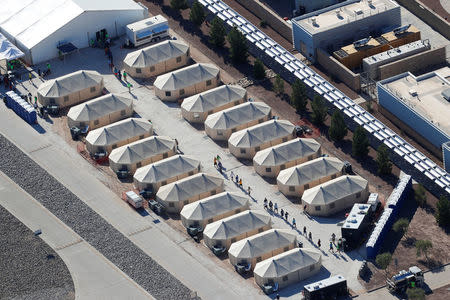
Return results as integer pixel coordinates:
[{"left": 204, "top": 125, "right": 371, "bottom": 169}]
[
  {"left": 302, "top": 175, "right": 368, "bottom": 206},
  {"left": 37, "top": 70, "right": 103, "bottom": 98},
  {"left": 181, "top": 85, "right": 247, "bottom": 113},
  {"left": 124, "top": 40, "right": 189, "bottom": 68},
  {"left": 0, "top": 33, "right": 24, "bottom": 60},
  {"left": 277, "top": 157, "right": 344, "bottom": 186},
  {"left": 228, "top": 119, "right": 295, "bottom": 148},
  {"left": 109, "top": 136, "right": 175, "bottom": 165},
  {"left": 205, "top": 102, "right": 272, "bottom": 130},
  {"left": 253, "top": 138, "right": 321, "bottom": 167},
  {"left": 67, "top": 93, "right": 132, "bottom": 123},
  {"left": 154, "top": 63, "right": 219, "bottom": 91}
]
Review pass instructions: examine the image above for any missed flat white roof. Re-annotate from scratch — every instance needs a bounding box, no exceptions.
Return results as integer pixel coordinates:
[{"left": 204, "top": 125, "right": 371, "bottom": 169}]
[
  {"left": 363, "top": 40, "right": 430, "bottom": 67},
  {"left": 342, "top": 203, "right": 371, "bottom": 230},
  {"left": 127, "top": 15, "right": 167, "bottom": 31}
]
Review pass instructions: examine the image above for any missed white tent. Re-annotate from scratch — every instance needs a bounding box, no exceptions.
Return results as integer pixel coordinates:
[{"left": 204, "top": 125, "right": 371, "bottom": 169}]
[
  {"left": 0, "top": 0, "right": 147, "bottom": 64},
  {"left": 109, "top": 136, "right": 176, "bottom": 174},
  {"left": 301, "top": 175, "right": 369, "bottom": 217},
  {"left": 277, "top": 157, "right": 344, "bottom": 197},
  {"left": 133, "top": 155, "right": 201, "bottom": 191},
  {"left": 181, "top": 85, "right": 247, "bottom": 123},
  {"left": 228, "top": 119, "right": 296, "bottom": 159},
  {"left": 253, "top": 138, "right": 322, "bottom": 178},
  {"left": 180, "top": 191, "right": 250, "bottom": 230},
  {"left": 85, "top": 118, "right": 153, "bottom": 154},
  {"left": 0, "top": 33, "right": 24, "bottom": 61},
  {"left": 156, "top": 173, "right": 224, "bottom": 213},
  {"left": 205, "top": 102, "right": 272, "bottom": 141},
  {"left": 203, "top": 210, "right": 272, "bottom": 250},
  {"left": 254, "top": 248, "right": 322, "bottom": 290},
  {"left": 228, "top": 229, "right": 297, "bottom": 269},
  {"left": 123, "top": 40, "right": 189, "bottom": 78},
  {"left": 67, "top": 93, "right": 133, "bottom": 130}
]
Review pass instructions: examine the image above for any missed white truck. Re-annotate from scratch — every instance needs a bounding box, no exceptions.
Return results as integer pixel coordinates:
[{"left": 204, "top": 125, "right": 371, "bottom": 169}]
[
  {"left": 125, "top": 15, "right": 169, "bottom": 48},
  {"left": 125, "top": 191, "right": 143, "bottom": 209},
  {"left": 387, "top": 266, "right": 424, "bottom": 293}
]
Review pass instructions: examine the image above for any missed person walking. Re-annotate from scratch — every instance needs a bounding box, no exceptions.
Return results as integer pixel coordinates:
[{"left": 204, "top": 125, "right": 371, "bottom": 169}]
[
  {"left": 303, "top": 226, "right": 307, "bottom": 235},
  {"left": 303, "top": 204, "right": 307, "bottom": 212},
  {"left": 329, "top": 242, "right": 334, "bottom": 253},
  {"left": 123, "top": 70, "right": 127, "bottom": 82},
  {"left": 235, "top": 174, "right": 239, "bottom": 184},
  {"left": 218, "top": 161, "right": 223, "bottom": 173},
  {"left": 239, "top": 178, "right": 243, "bottom": 188},
  {"left": 280, "top": 208, "right": 284, "bottom": 218},
  {"left": 174, "top": 139, "right": 179, "bottom": 152},
  {"left": 284, "top": 211, "right": 289, "bottom": 221},
  {"left": 46, "top": 63, "right": 51, "bottom": 74},
  {"left": 274, "top": 203, "right": 278, "bottom": 213},
  {"left": 127, "top": 82, "right": 132, "bottom": 93},
  {"left": 38, "top": 69, "right": 41, "bottom": 78},
  {"left": 263, "top": 198, "right": 268, "bottom": 210},
  {"left": 308, "top": 232, "right": 312, "bottom": 241},
  {"left": 247, "top": 186, "right": 251, "bottom": 196},
  {"left": 275, "top": 294, "right": 280, "bottom": 300},
  {"left": 268, "top": 201, "right": 273, "bottom": 211},
  {"left": 292, "top": 217, "right": 296, "bottom": 228},
  {"left": 216, "top": 154, "right": 221, "bottom": 161},
  {"left": 318, "top": 239, "right": 321, "bottom": 248},
  {"left": 214, "top": 156, "right": 217, "bottom": 167},
  {"left": 331, "top": 233, "right": 336, "bottom": 244},
  {"left": 230, "top": 170, "right": 234, "bottom": 182},
  {"left": 118, "top": 71, "right": 122, "bottom": 81},
  {"left": 28, "top": 72, "right": 32, "bottom": 84}
]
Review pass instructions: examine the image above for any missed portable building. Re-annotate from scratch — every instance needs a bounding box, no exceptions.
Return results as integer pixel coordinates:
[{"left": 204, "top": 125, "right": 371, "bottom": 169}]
[
  {"left": 341, "top": 203, "right": 373, "bottom": 250},
  {"left": 254, "top": 248, "right": 322, "bottom": 290},
  {"left": 133, "top": 155, "right": 201, "bottom": 191},
  {"left": 228, "top": 229, "right": 297, "bottom": 270},
  {"left": 67, "top": 93, "right": 133, "bottom": 130},
  {"left": 109, "top": 136, "right": 176, "bottom": 174},
  {"left": 181, "top": 85, "right": 247, "bottom": 123},
  {"left": 205, "top": 102, "right": 272, "bottom": 141},
  {"left": 37, "top": 70, "right": 103, "bottom": 108},
  {"left": 301, "top": 175, "right": 369, "bottom": 217},
  {"left": 277, "top": 157, "right": 344, "bottom": 197},
  {"left": 85, "top": 118, "right": 153, "bottom": 155},
  {"left": 154, "top": 63, "right": 220, "bottom": 101},
  {"left": 228, "top": 120, "right": 296, "bottom": 159},
  {"left": 180, "top": 191, "right": 250, "bottom": 230},
  {"left": 203, "top": 210, "right": 271, "bottom": 250},
  {"left": 253, "top": 138, "right": 322, "bottom": 178},
  {"left": 123, "top": 40, "right": 189, "bottom": 78},
  {"left": 155, "top": 173, "right": 224, "bottom": 214}
]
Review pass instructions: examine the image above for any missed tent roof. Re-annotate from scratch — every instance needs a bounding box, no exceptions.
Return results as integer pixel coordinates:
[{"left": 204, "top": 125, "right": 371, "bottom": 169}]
[
  {"left": 0, "top": 33, "right": 24, "bottom": 60},
  {"left": 203, "top": 210, "right": 271, "bottom": 240},
  {"left": 277, "top": 157, "right": 344, "bottom": 186},
  {"left": 134, "top": 155, "right": 200, "bottom": 184},
  {"left": 37, "top": 70, "right": 103, "bottom": 98},
  {"left": 109, "top": 135, "right": 175, "bottom": 165},
  {"left": 228, "top": 229, "right": 296, "bottom": 259},
  {"left": 156, "top": 173, "right": 224, "bottom": 203},
  {"left": 228, "top": 119, "right": 295, "bottom": 148},
  {"left": 85, "top": 118, "right": 152, "bottom": 147},
  {"left": 124, "top": 40, "right": 189, "bottom": 68},
  {"left": 154, "top": 63, "right": 219, "bottom": 91},
  {"left": 205, "top": 101, "right": 271, "bottom": 130},
  {"left": 67, "top": 93, "right": 132, "bottom": 123},
  {"left": 181, "top": 85, "right": 247, "bottom": 113},
  {"left": 301, "top": 175, "right": 368, "bottom": 206},
  {"left": 180, "top": 191, "right": 249, "bottom": 221},
  {"left": 253, "top": 138, "right": 321, "bottom": 167},
  {"left": 254, "top": 248, "right": 321, "bottom": 278}
]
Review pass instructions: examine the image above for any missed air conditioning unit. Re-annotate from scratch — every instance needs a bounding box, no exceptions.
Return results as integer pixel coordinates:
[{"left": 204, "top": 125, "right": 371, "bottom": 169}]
[
  {"left": 409, "top": 89, "right": 417, "bottom": 97},
  {"left": 311, "top": 18, "right": 317, "bottom": 26}
]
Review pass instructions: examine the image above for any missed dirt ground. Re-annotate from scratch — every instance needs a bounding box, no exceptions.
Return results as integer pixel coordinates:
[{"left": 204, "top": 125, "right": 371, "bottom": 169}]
[{"left": 427, "top": 283, "right": 450, "bottom": 299}]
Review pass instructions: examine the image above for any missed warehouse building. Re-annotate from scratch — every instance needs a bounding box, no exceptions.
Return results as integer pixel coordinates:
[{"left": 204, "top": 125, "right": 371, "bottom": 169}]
[
  {"left": 253, "top": 138, "right": 321, "bottom": 178},
  {"left": 205, "top": 102, "right": 272, "bottom": 141},
  {"left": 154, "top": 63, "right": 220, "bottom": 101},
  {"left": 123, "top": 40, "right": 189, "bottom": 78},
  {"left": 181, "top": 85, "right": 247, "bottom": 123},
  {"left": 0, "top": 0, "right": 147, "bottom": 64}
]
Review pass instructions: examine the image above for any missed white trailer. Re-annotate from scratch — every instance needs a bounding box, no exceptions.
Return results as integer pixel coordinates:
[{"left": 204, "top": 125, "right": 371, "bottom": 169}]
[
  {"left": 125, "top": 191, "right": 143, "bottom": 209},
  {"left": 125, "top": 15, "right": 169, "bottom": 47}
]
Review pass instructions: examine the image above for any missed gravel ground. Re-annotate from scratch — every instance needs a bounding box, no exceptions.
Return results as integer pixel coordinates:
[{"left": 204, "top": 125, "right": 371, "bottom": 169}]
[
  {"left": 0, "top": 134, "right": 192, "bottom": 300},
  {"left": 0, "top": 205, "right": 74, "bottom": 300}
]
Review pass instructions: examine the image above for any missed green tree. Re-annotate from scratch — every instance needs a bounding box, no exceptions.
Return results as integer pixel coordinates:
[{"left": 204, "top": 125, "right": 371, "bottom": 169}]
[
  {"left": 189, "top": 1, "right": 205, "bottom": 26},
  {"left": 329, "top": 110, "right": 347, "bottom": 142},
  {"left": 414, "top": 184, "right": 427, "bottom": 207},
  {"left": 393, "top": 218, "right": 410, "bottom": 238},
  {"left": 376, "top": 144, "right": 392, "bottom": 175},
  {"left": 435, "top": 195, "right": 450, "bottom": 227},
  {"left": 311, "top": 95, "right": 328, "bottom": 125},
  {"left": 352, "top": 126, "right": 369, "bottom": 158},
  {"left": 253, "top": 59, "right": 265, "bottom": 80},
  {"left": 227, "top": 26, "right": 248, "bottom": 64},
  {"left": 209, "top": 17, "right": 226, "bottom": 48},
  {"left": 273, "top": 75, "right": 285, "bottom": 95},
  {"left": 415, "top": 240, "right": 432, "bottom": 263},
  {"left": 406, "top": 288, "right": 425, "bottom": 300},
  {"left": 291, "top": 79, "right": 307, "bottom": 113},
  {"left": 375, "top": 252, "right": 392, "bottom": 277},
  {"left": 170, "top": 0, "right": 187, "bottom": 11}
]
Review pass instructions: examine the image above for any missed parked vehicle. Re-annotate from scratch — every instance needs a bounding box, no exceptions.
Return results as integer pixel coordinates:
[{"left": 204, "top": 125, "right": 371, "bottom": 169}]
[
  {"left": 125, "top": 15, "right": 169, "bottom": 48},
  {"left": 125, "top": 191, "right": 143, "bottom": 209},
  {"left": 387, "top": 266, "right": 423, "bottom": 294}
]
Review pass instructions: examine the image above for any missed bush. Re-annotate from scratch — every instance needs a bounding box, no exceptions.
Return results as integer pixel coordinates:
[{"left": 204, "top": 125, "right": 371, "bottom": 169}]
[
  {"left": 375, "top": 252, "right": 392, "bottom": 276},
  {"left": 273, "top": 75, "right": 284, "bottom": 95},
  {"left": 406, "top": 287, "right": 425, "bottom": 300},
  {"left": 376, "top": 144, "right": 392, "bottom": 175},
  {"left": 393, "top": 218, "right": 409, "bottom": 238},
  {"left": 329, "top": 110, "right": 347, "bottom": 142},
  {"left": 415, "top": 239, "right": 432, "bottom": 262},
  {"left": 436, "top": 195, "right": 450, "bottom": 227},
  {"left": 414, "top": 184, "right": 427, "bottom": 207},
  {"left": 352, "top": 126, "right": 369, "bottom": 158},
  {"left": 253, "top": 59, "right": 266, "bottom": 80},
  {"left": 189, "top": 1, "right": 206, "bottom": 26},
  {"left": 291, "top": 79, "right": 307, "bottom": 113},
  {"left": 227, "top": 27, "right": 248, "bottom": 64},
  {"left": 209, "top": 17, "right": 226, "bottom": 48},
  {"left": 170, "top": 0, "right": 188, "bottom": 11},
  {"left": 311, "top": 95, "right": 327, "bottom": 125}
]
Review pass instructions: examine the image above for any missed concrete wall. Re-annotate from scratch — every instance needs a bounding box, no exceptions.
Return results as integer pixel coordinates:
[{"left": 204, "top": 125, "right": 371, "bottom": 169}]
[{"left": 443, "top": 142, "right": 450, "bottom": 172}]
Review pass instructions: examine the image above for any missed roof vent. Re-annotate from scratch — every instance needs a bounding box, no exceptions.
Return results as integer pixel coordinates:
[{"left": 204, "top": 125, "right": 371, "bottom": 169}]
[
  {"left": 409, "top": 89, "right": 417, "bottom": 97},
  {"left": 311, "top": 18, "right": 318, "bottom": 26},
  {"left": 336, "top": 10, "right": 343, "bottom": 19}
]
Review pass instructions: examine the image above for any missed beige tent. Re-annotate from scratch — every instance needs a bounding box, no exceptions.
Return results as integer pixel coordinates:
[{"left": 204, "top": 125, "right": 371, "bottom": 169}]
[
  {"left": 203, "top": 210, "right": 272, "bottom": 250},
  {"left": 205, "top": 102, "right": 272, "bottom": 141},
  {"left": 109, "top": 136, "right": 176, "bottom": 174},
  {"left": 180, "top": 192, "right": 250, "bottom": 230},
  {"left": 85, "top": 118, "right": 153, "bottom": 155},
  {"left": 228, "top": 119, "right": 296, "bottom": 159},
  {"left": 37, "top": 70, "right": 104, "bottom": 108},
  {"left": 181, "top": 85, "right": 247, "bottom": 123},
  {"left": 228, "top": 229, "right": 297, "bottom": 270},
  {"left": 253, "top": 138, "right": 322, "bottom": 178},
  {"left": 123, "top": 40, "right": 190, "bottom": 78},
  {"left": 301, "top": 175, "right": 369, "bottom": 217},
  {"left": 67, "top": 94, "right": 133, "bottom": 130},
  {"left": 254, "top": 248, "right": 322, "bottom": 291},
  {"left": 155, "top": 173, "right": 224, "bottom": 214},
  {"left": 133, "top": 155, "right": 201, "bottom": 191},
  {"left": 154, "top": 63, "right": 220, "bottom": 101},
  {"left": 277, "top": 157, "right": 344, "bottom": 197}
]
